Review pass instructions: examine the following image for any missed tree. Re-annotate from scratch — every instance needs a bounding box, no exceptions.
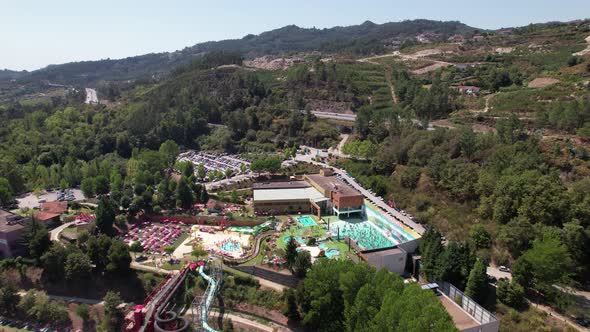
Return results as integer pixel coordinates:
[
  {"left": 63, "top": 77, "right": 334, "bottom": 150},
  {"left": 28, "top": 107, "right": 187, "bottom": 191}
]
[
  {"left": 159, "top": 140, "right": 179, "bottom": 166},
  {"left": 107, "top": 239, "right": 132, "bottom": 275},
  {"left": 224, "top": 168, "right": 233, "bottom": 179},
  {"left": 293, "top": 251, "right": 312, "bottom": 278},
  {"left": 199, "top": 185, "right": 209, "bottom": 204},
  {"left": 23, "top": 218, "right": 51, "bottom": 261},
  {"left": 129, "top": 241, "right": 144, "bottom": 253},
  {"left": 94, "top": 175, "right": 110, "bottom": 196},
  {"left": 76, "top": 303, "right": 90, "bottom": 325},
  {"left": 80, "top": 177, "right": 95, "bottom": 198},
  {"left": 176, "top": 177, "right": 194, "bottom": 209},
  {"left": 64, "top": 251, "right": 93, "bottom": 282},
  {"left": 285, "top": 237, "right": 298, "bottom": 269},
  {"left": 95, "top": 197, "right": 116, "bottom": 235},
  {"left": 434, "top": 242, "right": 474, "bottom": 289},
  {"left": 400, "top": 166, "right": 421, "bottom": 189},
  {"left": 41, "top": 244, "right": 67, "bottom": 281},
  {"left": 419, "top": 226, "right": 444, "bottom": 280},
  {"left": 465, "top": 259, "right": 488, "bottom": 303},
  {"left": 469, "top": 224, "right": 492, "bottom": 250},
  {"left": 103, "top": 291, "right": 123, "bottom": 331},
  {"left": 177, "top": 161, "right": 194, "bottom": 178},
  {"left": 0, "top": 282, "right": 19, "bottom": 314},
  {"left": 283, "top": 288, "right": 300, "bottom": 322},
  {"left": 496, "top": 279, "right": 525, "bottom": 308},
  {"left": 197, "top": 163, "right": 206, "bottom": 179},
  {"left": 163, "top": 245, "right": 175, "bottom": 257},
  {"left": 516, "top": 234, "right": 573, "bottom": 291},
  {"left": 0, "top": 177, "right": 13, "bottom": 207},
  {"left": 86, "top": 234, "right": 112, "bottom": 271},
  {"left": 230, "top": 189, "right": 238, "bottom": 203}
]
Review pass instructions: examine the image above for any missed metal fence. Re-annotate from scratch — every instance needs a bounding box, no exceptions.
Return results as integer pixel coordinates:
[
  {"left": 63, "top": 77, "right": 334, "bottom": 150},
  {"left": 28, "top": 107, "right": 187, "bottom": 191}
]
[{"left": 434, "top": 280, "right": 500, "bottom": 332}]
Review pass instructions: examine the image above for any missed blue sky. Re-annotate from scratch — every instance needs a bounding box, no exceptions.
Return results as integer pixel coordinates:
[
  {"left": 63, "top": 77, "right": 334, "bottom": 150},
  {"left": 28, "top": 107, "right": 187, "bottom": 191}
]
[{"left": 1, "top": 0, "right": 589, "bottom": 71}]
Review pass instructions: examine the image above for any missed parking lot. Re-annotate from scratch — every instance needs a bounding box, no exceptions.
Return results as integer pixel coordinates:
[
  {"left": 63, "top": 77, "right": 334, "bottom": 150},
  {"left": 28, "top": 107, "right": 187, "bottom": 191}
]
[
  {"left": 16, "top": 189, "right": 85, "bottom": 210},
  {"left": 177, "top": 151, "right": 250, "bottom": 181}
]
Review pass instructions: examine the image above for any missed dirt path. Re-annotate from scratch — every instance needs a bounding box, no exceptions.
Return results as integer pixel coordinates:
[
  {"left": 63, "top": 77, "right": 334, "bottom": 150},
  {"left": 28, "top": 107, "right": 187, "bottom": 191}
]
[
  {"left": 573, "top": 35, "right": 590, "bottom": 56},
  {"left": 527, "top": 300, "right": 587, "bottom": 332},
  {"left": 385, "top": 69, "right": 398, "bottom": 104},
  {"left": 210, "top": 310, "right": 292, "bottom": 332},
  {"left": 483, "top": 93, "right": 494, "bottom": 113}
]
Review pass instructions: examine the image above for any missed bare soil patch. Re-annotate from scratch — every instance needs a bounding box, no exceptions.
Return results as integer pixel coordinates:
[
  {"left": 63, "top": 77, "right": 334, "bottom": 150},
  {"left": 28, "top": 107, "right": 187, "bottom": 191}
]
[{"left": 528, "top": 77, "right": 560, "bottom": 88}]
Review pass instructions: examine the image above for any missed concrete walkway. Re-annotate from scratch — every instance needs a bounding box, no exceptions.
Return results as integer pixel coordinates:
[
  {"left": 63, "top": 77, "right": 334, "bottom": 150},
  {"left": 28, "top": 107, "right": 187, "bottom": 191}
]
[{"left": 49, "top": 221, "right": 75, "bottom": 241}]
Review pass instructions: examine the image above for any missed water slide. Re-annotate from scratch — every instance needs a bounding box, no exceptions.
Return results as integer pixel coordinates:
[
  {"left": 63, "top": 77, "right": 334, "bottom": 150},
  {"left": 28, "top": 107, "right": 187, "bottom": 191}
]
[{"left": 198, "top": 264, "right": 219, "bottom": 332}]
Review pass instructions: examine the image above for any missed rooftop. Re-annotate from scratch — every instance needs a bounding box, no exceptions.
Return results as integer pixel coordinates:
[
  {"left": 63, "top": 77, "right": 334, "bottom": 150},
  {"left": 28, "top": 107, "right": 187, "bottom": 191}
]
[
  {"left": 253, "top": 186, "right": 325, "bottom": 202},
  {"left": 34, "top": 211, "right": 61, "bottom": 221},
  {"left": 0, "top": 209, "right": 25, "bottom": 233},
  {"left": 253, "top": 181, "right": 310, "bottom": 190},
  {"left": 40, "top": 201, "right": 68, "bottom": 214},
  {"left": 305, "top": 174, "right": 360, "bottom": 197}
]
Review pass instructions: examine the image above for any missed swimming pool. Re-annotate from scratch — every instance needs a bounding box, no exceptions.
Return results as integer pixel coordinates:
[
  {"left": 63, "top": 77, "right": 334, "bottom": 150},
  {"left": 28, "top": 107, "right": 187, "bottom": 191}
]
[
  {"left": 325, "top": 249, "right": 340, "bottom": 259},
  {"left": 297, "top": 216, "right": 317, "bottom": 227},
  {"left": 364, "top": 204, "right": 416, "bottom": 242},
  {"left": 220, "top": 241, "right": 241, "bottom": 252},
  {"left": 329, "top": 220, "right": 395, "bottom": 250}
]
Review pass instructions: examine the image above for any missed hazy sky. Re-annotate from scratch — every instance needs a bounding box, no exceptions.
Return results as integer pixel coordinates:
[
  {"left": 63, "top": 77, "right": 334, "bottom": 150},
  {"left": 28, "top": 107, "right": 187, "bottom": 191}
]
[{"left": 2, "top": 0, "right": 589, "bottom": 71}]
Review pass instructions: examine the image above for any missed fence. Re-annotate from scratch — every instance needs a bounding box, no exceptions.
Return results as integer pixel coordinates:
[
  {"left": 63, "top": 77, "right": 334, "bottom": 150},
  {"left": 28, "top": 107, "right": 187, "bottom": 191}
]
[
  {"left": 143, "top": 214, "right": 266, "bottom": 227},
  {"left": 434, "top": 280, "right": 500, "bottom": 332}
]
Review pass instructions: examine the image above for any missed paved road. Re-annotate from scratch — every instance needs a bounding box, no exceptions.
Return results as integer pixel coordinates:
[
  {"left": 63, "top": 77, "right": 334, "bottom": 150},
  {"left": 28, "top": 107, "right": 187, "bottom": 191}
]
[
  {"left": 327, "top": 134, "right": 352, "bottom": 159},
  {"left": 486, "top": 265, "right": 512, "bottom": 280},
  {"left": 293, "top": 151, "right": 425, "bottom": 235},
  {"left": 311, "top": 111, "right": 356, "bottom": 122},
  {"left": 49, "top": 221, "right": 76, "bottom": 241},
  {"left": 85, "top": 88, "right": 98, "bottom": 104}
]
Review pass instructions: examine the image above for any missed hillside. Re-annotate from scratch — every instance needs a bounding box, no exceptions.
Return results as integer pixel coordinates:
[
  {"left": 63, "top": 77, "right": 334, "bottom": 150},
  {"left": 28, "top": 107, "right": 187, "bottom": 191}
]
[{"left": 0, "top": 19, "right": 478, "bottom": 95}]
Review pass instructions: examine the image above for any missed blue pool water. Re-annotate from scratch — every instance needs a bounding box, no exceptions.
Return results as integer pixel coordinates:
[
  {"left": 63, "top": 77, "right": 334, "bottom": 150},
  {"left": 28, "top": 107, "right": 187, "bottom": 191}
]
[
  {"left": 325, "top": 249, "right": 340, "bottom": 259},
  {"left": 329, "top": 220, "right": 395, "bottom": 250},
  {"left": 284, "top": 236, "right": 306, "bottom": 246},
  {"left": 297, "top": 216, "right": 317, "bottom": 227},
  {"left": 220, "top": 241, "right": 241, "bottom": 252}
]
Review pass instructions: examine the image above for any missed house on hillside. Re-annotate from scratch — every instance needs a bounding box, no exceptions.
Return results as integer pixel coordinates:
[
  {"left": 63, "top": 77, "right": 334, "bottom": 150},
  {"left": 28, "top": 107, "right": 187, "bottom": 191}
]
[
  {"left": 472, "top": 35, "right": 486, "bottom": 42},
  {"left": 454, "top": 85, "right": 481, "bottom": 95}
]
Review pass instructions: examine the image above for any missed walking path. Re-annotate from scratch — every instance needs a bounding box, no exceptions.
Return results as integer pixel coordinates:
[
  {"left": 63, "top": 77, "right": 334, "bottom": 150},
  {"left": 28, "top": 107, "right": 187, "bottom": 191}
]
[
  {"left": 49, "top": 221, "right": 75, "bottom": 241},
  {"left": 527, "top": 299, "right": 586, "bottom": 332},
  {"left": 210, "top": 310, "right": 291, "bottom": 332},
  {"left": 130, "top": 261, "right": 175, "bottom": 275},
  {"left": 17, "top": 290, "right": 103, "bottom": 305}
]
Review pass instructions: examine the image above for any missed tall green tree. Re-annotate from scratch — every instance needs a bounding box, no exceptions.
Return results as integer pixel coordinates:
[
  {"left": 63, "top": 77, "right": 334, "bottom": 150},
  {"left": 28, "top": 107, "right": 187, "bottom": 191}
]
[
  {"left": 23, "top": 218, "right": 51, "bottom": 261},
  {"left": 293, "top": 251, "right": 312, "bottom": 278},
  {"left": 0, "top": 177, "right": 13, "bottom": 206},
  {"left": 285, "top": 237, "right": 298, "bottom": 270},
  {"left": 64, "top": 251, "right": 93, "bottom": 282},
  {"left": 159, "top": 140, "right": 179, "bottom": 167},
  {"left": 464, "top": 259, "right": 488, "bottom": 303},
  {"left": 176, "top": 177, "right": 194, "bottom": 209},
  {"left": 95, "top": 197, "right": 116, "bottom": 235}
]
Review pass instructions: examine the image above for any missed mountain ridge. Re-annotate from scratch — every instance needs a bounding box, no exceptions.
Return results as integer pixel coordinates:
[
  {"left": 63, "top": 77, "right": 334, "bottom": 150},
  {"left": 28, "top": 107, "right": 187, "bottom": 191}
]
[{"left": 1, "top": 19, "right": 480, "bottom": 88}]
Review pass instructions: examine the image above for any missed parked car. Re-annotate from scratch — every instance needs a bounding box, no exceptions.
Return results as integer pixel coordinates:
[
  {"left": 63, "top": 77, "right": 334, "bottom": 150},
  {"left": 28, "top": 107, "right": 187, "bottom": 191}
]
[{"left": 499, "top": 266, "right": 511, "bottom": 272}]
